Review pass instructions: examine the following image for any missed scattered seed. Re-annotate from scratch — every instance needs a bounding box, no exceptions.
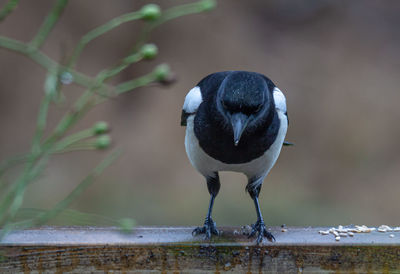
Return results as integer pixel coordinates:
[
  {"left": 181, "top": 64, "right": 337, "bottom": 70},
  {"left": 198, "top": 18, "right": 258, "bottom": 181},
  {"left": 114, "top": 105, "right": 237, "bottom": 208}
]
[
  {"left": 378, "top": 225, "right": 392, "bottom": 231},
  {"left": 318, "top": 224, "right": 394, "bottom": 240}
]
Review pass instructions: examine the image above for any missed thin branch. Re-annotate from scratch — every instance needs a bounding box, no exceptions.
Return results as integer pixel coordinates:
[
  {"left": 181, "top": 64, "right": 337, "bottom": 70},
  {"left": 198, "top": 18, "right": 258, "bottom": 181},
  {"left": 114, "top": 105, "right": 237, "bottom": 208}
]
[
  {"left": 51, "top": 128, "right": 94, "bottom": 152},
  {"left": 70, "top": 0, "right": 216, "bottom": 67},
  {"left": 154, "top": 0, "right": 216, "bottom": 27},
  {"left": 115, "top": 72, "right": 158, "bottom": 95},
  {"left": 29, "top": 0, "right": 69, "bottom": 50},
  {"left": 0, "top": 154, "right": 30, "bottom": 178},
  {"left": 31, "top": 86, "right": 52, "bottom": 154},
  {"left": 68, "top": 10, "right": 142, "bottom": 67},
  {"left": 48, "top": 90, "right": 96, "bottom": 141},
  {"left": 0, "top": 0, "right": 20, "bottom": 22},
  {"left": 0, "top": 36, "right": 110, "bottom": 90},
  {"left": 0, "top": 0, "right": 217, "bottom": 237},
  {"left": 96, "top": 51, "right": 143, "bottom": 83},
  {"left": 4, "top": 149, "right": 121, "bottom": 232},
  {"left": 47, "top": 50, "right": 146, "bottom": 140},
  {"left": 0, "top": 153, "right": 50, "bottom": 226}
]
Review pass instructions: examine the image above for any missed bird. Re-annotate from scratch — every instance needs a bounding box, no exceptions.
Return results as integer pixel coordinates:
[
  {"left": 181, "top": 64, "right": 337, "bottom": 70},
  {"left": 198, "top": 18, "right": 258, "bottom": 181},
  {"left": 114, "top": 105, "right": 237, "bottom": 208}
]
[{"left": 181, "top": 71, "right": 289, "bottom": 244}]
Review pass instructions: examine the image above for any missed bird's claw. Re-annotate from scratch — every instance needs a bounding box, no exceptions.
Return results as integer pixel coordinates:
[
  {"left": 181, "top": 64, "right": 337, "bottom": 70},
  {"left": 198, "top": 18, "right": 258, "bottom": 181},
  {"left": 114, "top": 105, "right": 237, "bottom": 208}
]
[
  {"left": 192, "top": 217, "right": 219, "bottom": 239},
  {"left": 248, "top": 220, "right": 275, "bottom": 244}
]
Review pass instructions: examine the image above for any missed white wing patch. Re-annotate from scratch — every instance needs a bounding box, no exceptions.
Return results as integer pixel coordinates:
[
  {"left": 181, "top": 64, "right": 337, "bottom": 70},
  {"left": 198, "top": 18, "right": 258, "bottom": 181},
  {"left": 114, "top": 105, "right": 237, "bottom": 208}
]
[
  {"left": 183, "top": 86, "right": 202, "bottom": 113},
  {"left": 273, "top": 87, "right": 287, "bottom": 113}
]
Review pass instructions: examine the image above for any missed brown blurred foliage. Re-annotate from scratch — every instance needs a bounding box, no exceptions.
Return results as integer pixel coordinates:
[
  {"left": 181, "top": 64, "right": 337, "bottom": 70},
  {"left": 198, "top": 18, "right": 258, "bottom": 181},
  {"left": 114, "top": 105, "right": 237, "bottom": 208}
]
[{"left": 1, "top": 0, "right": 400, "bottom": 226}]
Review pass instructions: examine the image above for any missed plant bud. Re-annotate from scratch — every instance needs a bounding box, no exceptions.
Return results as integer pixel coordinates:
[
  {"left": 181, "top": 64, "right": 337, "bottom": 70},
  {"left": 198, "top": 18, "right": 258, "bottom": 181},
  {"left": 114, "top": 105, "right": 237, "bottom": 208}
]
[
  {"left": 141, "top": 43, "right": 158, "bottom": 59},
  {"left": 140, "top": 4, "right": 161, "bottom": 21},
  {"left": 154, "top": 64, "right": 170, "bottom": 81},
  {"left": 95, "top": 135, "right": 111, "bottom": 149},
  {"left": 93, "top": 121, "right": 109, "bottom": 135}
]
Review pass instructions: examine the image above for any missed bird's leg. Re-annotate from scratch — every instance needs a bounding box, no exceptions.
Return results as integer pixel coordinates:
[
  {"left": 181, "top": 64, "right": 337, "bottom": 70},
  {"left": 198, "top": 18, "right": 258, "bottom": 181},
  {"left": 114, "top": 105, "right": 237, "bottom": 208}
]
[
  {"left": 193, "top": 172, "right": 220, "bottom": 239},
  {"left": 246, "top": 182, "right": 275, "bottom": 244}
]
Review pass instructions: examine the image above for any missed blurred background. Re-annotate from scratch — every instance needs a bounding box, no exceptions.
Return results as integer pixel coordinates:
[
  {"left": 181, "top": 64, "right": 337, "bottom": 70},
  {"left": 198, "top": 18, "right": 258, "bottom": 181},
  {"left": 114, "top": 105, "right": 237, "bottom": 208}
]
[{"left": 1, "top": 0, "right": 400, "bottom": 227}]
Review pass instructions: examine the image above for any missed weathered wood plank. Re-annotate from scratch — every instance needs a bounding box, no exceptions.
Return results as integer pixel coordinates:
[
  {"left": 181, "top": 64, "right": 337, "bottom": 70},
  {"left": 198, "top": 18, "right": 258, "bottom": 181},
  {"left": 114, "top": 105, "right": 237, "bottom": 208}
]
[{"left": 1, "top": 226, "right": 400, "bottom": 273}]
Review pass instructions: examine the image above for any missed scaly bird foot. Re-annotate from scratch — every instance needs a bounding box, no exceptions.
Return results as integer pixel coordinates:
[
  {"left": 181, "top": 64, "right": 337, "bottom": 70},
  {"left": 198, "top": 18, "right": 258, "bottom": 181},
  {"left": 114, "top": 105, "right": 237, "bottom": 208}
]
[
  {"left": 192, "top": 217, "right": 219, "bottom": 239},
  {"left": 248, "top": 220, "right": 275, "bottom": 244}
]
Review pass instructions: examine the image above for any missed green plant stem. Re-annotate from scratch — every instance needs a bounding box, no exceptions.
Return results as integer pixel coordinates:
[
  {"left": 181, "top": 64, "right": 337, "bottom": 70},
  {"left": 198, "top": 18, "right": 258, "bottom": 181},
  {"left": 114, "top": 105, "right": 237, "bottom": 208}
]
[
  {"left": 130, "top": 23, "right": 153, "bottom": 53},
  {"left": 69, "top": 0, "right": 214, "bottom": 68},
  {"left": 0, "top": 0, "right": 20, "bottom": 22},
  {"left": 0, "top": 178, "right": 8, "bottom": 194},
  {"left": 48, "top": 91, "right": 96, "bottom": 143},
  {"left": 50, "top": 127, "right": 110, "bottom": 154},
  {"left": 115, "top": 71, "right": 158, "bottom": 95},
  {"left": 155, "top": 1, "right": 213, "bottom": 26},
  {"left": 53, "top": 146, "right": 97, "bottom": 154},
  {"left": 29, "top": 0, "right": 69, "bottom": 50},
  {"left": 0, "top": 0, "right": 216, "bottom": 236},
  {"left": 0, "top": 36, "right": 110, "bottom": 91},
  {"left": 128, "top": 1, "right": 214, "bottom": 54},
  {"left": 3, "top": 149, "right": 120, "bottom": 232},
  {"left": 0, "top": 153, "right": 50, "bottom": 226},
  {"left": 0, "top": 154, "right": 30, "bottom": 178},
  {"left": 0, "top": 123, "right": 95, "bottom": 227},
  {"left": 31, "top": 92, "right": 52, "bottom": 154},
  {"left": 68, "top": 10, "right": 142, "bottom": 68},
  {"left": 48, "top": 49, "right": 146, "bottom": 140},
  {"left": 52, "top": 128, "right": 94, "bottom": 151},
  {"left": 0, "top": 163, "right": 33, "bottom": 223},
  {"left": 97, "top": 52, "right": 143, "bottom": 83}
]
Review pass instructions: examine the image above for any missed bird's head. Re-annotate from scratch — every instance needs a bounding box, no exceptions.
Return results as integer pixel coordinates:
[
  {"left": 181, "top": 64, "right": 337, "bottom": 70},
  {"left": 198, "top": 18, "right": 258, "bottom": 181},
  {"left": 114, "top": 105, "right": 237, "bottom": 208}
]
[{"left": 216, "top": 72, "right": 272, "bottom": 146}]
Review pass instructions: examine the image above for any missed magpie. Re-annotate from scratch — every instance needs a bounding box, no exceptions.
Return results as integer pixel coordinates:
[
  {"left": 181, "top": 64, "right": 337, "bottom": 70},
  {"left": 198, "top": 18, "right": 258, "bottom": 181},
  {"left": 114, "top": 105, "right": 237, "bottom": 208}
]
[{"left": 181, "top": 71, "right": 289, "bottom": 243}]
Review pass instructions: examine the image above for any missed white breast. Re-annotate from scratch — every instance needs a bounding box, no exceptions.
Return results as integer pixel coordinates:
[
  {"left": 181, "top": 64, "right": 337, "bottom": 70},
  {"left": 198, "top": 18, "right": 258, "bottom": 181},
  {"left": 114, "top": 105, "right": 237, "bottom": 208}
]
[{"left": 185, "top": 110, "right": 288, "bottom": 184}]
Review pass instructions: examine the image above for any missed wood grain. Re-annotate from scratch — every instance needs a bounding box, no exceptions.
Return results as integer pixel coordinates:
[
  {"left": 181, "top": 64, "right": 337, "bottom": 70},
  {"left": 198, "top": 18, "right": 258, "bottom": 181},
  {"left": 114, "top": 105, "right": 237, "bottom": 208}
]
[{"left": 1, "top": 226, "right": 400, "bottom": 272}]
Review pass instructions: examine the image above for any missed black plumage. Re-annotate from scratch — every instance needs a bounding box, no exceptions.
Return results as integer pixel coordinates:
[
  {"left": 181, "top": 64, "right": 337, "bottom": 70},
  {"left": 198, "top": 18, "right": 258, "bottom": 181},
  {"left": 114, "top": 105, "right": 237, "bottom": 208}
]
[{"left": 182, "top": 71, "right": 289, "bottom": 243}]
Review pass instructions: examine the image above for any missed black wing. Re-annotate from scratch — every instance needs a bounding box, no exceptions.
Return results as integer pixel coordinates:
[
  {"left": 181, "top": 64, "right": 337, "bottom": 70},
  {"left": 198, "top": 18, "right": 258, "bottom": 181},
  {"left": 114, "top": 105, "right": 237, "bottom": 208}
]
[
  {"left": 181, "top": 110, "right": 190, "bottom": 126},
  {"left": 181, "top": 71, "right": 231, "bottom": 127}
]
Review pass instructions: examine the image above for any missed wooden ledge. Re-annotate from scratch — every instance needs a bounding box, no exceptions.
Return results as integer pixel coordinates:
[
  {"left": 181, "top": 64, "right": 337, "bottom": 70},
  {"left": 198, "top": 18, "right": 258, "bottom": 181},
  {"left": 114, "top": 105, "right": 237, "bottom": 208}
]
[{"left": 1, "top": 226, "right": 400, "bottom": 272}]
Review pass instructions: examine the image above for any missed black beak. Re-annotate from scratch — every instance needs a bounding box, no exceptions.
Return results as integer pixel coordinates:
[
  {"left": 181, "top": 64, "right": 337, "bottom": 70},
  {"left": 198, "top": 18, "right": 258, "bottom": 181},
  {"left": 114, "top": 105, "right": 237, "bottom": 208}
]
[{"left": 231, "top": 113, "right": 249, "bottom": 146}]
